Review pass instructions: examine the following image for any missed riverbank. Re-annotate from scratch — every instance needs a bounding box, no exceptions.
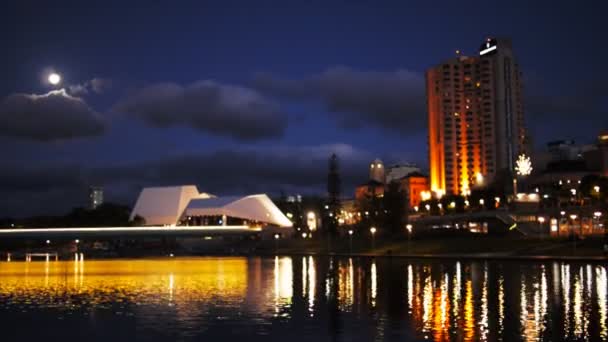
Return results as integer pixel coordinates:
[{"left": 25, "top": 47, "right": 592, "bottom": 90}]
[{"left": 265, "top": 234, "right": 608, "bottom": 262}]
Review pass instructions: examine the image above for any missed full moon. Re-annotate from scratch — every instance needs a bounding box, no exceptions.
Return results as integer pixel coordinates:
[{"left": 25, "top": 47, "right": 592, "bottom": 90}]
[{"left": 48, "top": 73, "right": 61, "bottom": 85}]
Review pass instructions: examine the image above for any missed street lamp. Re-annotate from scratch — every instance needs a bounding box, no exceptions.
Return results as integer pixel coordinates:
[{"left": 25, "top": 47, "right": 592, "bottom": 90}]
[
  {"left": 370, "top": 227, "right": 377, "bottom": 250},
  {"left": 538, "top": 217, "right": 545, "bottom": 240},
  {"left": 406, "top": 224, "right": 413, "bottom": 254},
  {"left": 348, "top": 229, "right": 353, "bottom": 254},
  {"left": 274, "top": 233, "right": 280, "bottom": 253}
]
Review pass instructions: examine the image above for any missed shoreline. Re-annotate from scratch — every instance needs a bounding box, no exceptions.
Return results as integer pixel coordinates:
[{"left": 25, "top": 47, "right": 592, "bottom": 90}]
[{"left": 2, "top": 251, "right": 606, "bottom": 263}]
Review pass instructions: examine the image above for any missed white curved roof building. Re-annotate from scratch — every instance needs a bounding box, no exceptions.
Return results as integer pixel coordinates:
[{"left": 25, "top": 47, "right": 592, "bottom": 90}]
[{"left": 130, "top": 185, "right": 292, "bottom": 228}]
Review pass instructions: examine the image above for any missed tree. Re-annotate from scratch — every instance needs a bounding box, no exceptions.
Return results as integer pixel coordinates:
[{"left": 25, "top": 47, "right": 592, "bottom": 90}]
[
  {"left": 383, "top": 181, "right": 407, "bottom": 235},
  {"left": 324, "top": 153, "right": 342, "bottom": 236}
]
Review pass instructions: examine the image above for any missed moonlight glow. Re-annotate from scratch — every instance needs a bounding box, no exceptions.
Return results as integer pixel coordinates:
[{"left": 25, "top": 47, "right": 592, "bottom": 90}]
[
  {"left": 48, "top": 73, "right": 61, "bottom": 85},
  {"left": 515, "top": 154, "right": 533, "bottom": 176}
]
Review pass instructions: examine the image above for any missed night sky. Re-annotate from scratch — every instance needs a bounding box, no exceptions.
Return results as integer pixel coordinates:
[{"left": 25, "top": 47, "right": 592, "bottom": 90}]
[{"left": 1, "top": 0, "right": 606, "bottom": 216}]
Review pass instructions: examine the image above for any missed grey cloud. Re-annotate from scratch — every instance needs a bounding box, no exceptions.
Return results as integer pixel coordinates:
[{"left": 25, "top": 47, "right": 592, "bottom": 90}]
[
  {"left": 0, "top": 89, "right": 105, "bottom": 141},
  {"left": 0, "top": 144, "right": 371, "bottom": 217},
  {"left": 114, "top": 80, "right": 287, "bottom": 141},
  {"left": 68, "top": 77, "right": 112, "bottom": 96},
  {"left": 252, "top": 66, "right": 427, "bottom": 132}
]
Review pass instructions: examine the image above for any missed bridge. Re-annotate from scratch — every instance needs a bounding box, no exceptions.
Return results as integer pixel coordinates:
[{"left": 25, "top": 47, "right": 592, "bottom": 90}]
[{"left": 0, "top": 225, "right": 264, "bottom": 240}]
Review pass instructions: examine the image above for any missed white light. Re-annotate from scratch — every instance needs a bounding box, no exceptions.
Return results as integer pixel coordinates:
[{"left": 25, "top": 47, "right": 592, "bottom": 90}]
[
  {"left": 479, "top": 199, "right": 485, "bottom": 205},
  {"left": 348, "top": 229, "right": 353, "bottom": 235},
  {"left": 75, "top": 239, "right": 79, "bottom": 244},
  {"left": 476, "top": 172, "right": 484, "bottom": 184},
  {"left": 406, "top": 224, "right": 413, "bottom": 233},
  {"left": 594, "top": 186, "right": 600, "bottom": 193},
  {"left": 479, "top": 45, "right": 497, "bottom": 55},
  {"left": 594, "top": 212, "right": 602, "bottom": 218},
  {"left": 538, "top": 217, "right": 545, "bottom": 223},
  {"left": 515, "top": 154, "right": 533, "bottom": 176},
  {"left": 274, "top": 233, "right": 280, "bottom": 240},
  {"left": 560, "top": 211, "right": 566, "bottom": 216},
  {"left": 48, "top": 73, "right": 61, "bottom": 85},
  {"left": 370, "top": 227, "right": 377, "bottom": 234},
  {"left": 302, "top": 232, "right": 307, "bottom": 238},
  {"left": 46, "top": 239, "right": 50, "bottom": 244},
  {"left": 425, "top": 204, "right": 431, "bottom": 211},
  {"left": 570, "top": 214, "right": 577, "bottom": 220}
]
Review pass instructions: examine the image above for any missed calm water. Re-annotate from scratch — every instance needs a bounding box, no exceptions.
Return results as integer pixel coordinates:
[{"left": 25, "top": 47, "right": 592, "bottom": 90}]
[{"left": 0, "top": 257, "right": 606, "bottom": 341}]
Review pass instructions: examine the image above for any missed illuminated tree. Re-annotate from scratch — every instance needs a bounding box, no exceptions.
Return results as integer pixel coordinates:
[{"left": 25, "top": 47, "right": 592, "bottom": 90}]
[{"left": 515, "top": 154, "right": 533, "bottom": 176}]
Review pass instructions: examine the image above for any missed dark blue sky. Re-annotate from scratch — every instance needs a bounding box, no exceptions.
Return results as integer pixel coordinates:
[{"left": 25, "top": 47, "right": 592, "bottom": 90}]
[{"left": 1, "top": 0, "right": 606, "bottom": 216}]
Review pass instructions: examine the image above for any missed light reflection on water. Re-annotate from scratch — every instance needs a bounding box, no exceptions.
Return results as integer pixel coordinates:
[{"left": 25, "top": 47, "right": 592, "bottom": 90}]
[{"left": 0, "top": 257, "right": 606, "bottom": 341}]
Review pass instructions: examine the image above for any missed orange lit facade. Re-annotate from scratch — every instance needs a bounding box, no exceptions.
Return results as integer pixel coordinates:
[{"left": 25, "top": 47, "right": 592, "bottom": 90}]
[
  {"left": 427, "top": 38, "right": 527, "bottom": 195},
  {"left": 397, "top": 173, "right": 429, "bottom": 208}
]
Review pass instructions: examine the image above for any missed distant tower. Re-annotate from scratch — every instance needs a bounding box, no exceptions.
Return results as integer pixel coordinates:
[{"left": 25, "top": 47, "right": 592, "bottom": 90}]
[
  {"left": 89, "top": 186, "right": 104, "bottom": 209},
  {"left": 369, "top": 159, "right": 385, "bottom": 184}
]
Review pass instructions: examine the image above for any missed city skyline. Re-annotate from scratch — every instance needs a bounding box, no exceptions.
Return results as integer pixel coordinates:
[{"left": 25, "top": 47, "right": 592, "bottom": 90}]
[{"left": 1, "top": 1, "right": 606, "bottom": 216}]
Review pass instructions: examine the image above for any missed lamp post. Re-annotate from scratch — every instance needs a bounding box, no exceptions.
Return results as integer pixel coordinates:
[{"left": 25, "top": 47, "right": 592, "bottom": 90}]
[
  {"left": 570, "top": 214, "right": 578, "bottom": 255},
  {"left": 406, "top": 224, "right": 413, "bottom": 254},
  {"left": 274, "top": 233, "right": 280, "bottom": 253},
  {"left": 348, "top": 229, "right": 353, "bottom": 254},
  {"left": 370, "top": 227, "right": 377, "bottom": 250},
  {"left": 537, "top": 217, "right": 545, "bottom": 241}
]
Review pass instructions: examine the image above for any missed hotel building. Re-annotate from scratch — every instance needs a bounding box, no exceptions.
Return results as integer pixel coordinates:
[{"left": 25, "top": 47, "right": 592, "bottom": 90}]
[{"left": 427, "top": 38, "right": 527, "bottom": 196}]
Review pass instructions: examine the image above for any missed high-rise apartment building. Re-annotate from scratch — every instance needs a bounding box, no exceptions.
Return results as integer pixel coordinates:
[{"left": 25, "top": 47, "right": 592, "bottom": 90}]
[
  {"left": 89, "top": 186, "right": 104, "bottom": 209},
  {"left": 427, "top": 38, "right": 527, "bottom": 196}
]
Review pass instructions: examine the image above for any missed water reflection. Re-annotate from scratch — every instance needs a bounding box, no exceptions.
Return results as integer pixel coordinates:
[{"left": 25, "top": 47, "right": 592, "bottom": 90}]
[{"left": 0, "top": 257, "right": 606, "bottom": 341}]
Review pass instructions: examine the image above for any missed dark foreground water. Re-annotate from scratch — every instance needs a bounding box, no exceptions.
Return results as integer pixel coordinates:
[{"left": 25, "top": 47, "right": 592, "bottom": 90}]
[{"left": 0, "top": 257, "right": 606, "bottom": 341}]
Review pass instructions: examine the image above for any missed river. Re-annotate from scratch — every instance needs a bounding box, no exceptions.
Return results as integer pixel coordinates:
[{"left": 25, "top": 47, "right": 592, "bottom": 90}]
[{"left": 0, "top": 257, "right": 606, "bottom": 341}]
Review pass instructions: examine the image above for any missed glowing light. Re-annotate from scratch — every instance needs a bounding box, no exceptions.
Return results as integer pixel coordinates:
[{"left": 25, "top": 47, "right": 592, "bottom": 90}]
[
  {"left": 594, "top": 186, "right": 600, "bottom": 193},
  {"left": 425, "top": 204, "right": 431, "bottom": 211},
  {"left": 570, "top": 214, "right": 578, "bottom": 220},
  {"left": 348, "top": 229, "right": 353, "bottom": 235},
  {"left": 479, "top": 45, "right": 497, "bottom": 55},
  {"left": 307, "top": 212, "right": 317, "bottom": 231},
  {"left": 421, "top": 191, "right": 432, "bottom": 201},
  {"left": 515, "top": 154, "right": 533, "bottom": 176},
  {"left": 0, "top": 225, "right": 257, "bottom": 235},
  {"left": 370, "top": 227, "right": 376, "bottom": 234},
  {"left": 449, "top": 201, "right": 456, "bottom": 209},
  {"left": 538, "top": 217, "right": 545, "bottom": 223},
  {"left": 594, "top": 212, "right": 602, "bottom": 218},
  {"left": 48, "top": 73, "right": 61, "bottom": 85},
  {"left": 406, "top": 224, "right": 413, "bottom": 233},
  {"left": 274, "top": 234, "right": 280, "bottom": 240},
  {"left": 475, "top": 172, "right": 484, "bottom": 184}
]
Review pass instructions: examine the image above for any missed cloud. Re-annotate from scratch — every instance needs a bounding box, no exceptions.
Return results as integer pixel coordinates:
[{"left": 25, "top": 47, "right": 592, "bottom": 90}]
[
  {"left": 92, "top": 144, "right": 371, "bottom": 196},
  {"left": 114, "top": 80, "right": 288, "bottom": 141},
  {"left": 0, "top": 89, "right": 105, "bottom": 141},
  {"left": 0, "top": 144, "right": 371, "bottom": 217},
  {"left": 68, "top": 77, "right": 112, "bottom": 96},
  {"left": 523, "top": 76, "right": 607, "bottom": 144},
  {"left": 252, "top": 66, "right": 427, "bottom": 132}
]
